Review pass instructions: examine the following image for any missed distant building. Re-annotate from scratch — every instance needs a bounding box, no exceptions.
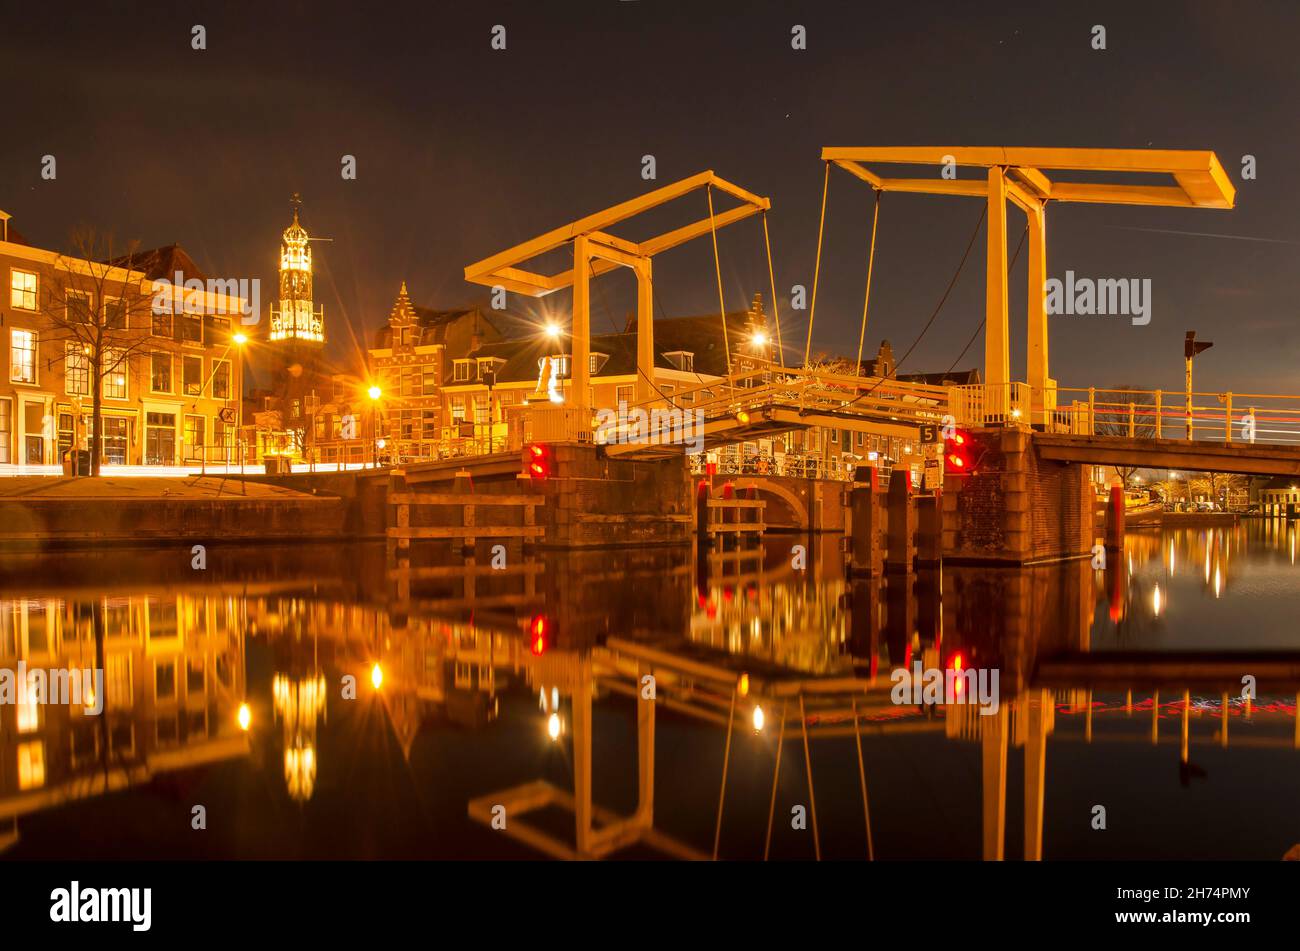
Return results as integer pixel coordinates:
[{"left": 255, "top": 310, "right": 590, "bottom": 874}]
[{"left": 251, "top": 198, "right": 368, "bottom": 468}]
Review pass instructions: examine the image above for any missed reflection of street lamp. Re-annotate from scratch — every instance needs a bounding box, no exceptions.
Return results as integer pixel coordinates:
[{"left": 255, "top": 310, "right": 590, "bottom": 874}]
[{"left": 367, "top": 385, "right": 382, "bottom": 468}]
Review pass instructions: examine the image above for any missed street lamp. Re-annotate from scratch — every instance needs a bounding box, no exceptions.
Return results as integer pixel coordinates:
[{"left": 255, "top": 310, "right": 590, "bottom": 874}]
[
  {"left": 544, "top": 322, "right": 562, "bottom": 340},
  {"left": 195, "top": 332, "right": 247, "bottom": 474}
]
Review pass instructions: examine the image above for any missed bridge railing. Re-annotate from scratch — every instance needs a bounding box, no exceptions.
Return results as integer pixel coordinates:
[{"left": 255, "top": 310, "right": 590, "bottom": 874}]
[
  {"left": 1054, "top": 387, "right": 1300, "bottom": 445},
  {"left": 949, "top": 382, "right": 1033, "bottom": 428}
]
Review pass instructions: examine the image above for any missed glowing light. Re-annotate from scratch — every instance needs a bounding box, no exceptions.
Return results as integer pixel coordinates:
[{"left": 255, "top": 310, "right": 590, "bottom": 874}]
[
  {"left": 737, "top": 673, "right": 750, "bottom": 697},
  {"left": 736, "top": 410, "right": 750, "bottom": 425},
  {"left": 544, "top": 322, "right": 562, "bottom": 339},
  {"left": 232, "top": 332, "right": 248, "bottom": 345},
  {"left": 751, "top": 330, "right": 768, "bottom": 348},
  {"left": 547, "top": 712, "right": 562, "bottom": 741},
  {"left": 1152, "top": 583, "right": 1163, "bottom": 617},
  {"left": 370, "top": 663, "right": 383, "bottom": 690},
  {"left": 1010, "top": 408, "right": 1022, "bottom": 419},
  {"left": 752, "top": 705, "right": 765, "bottom": 733},
  {"left": 529, "top": 614, "right": 549, "bottom": 655},
  {"left": 237, "top": 702, "right": 251, "bottom": 731},
  {"left": 376, "top": 438, "right": 386, "bottom": 450},
  {"left": 368, "top": 385, "right": 382, "bottom": 401}
]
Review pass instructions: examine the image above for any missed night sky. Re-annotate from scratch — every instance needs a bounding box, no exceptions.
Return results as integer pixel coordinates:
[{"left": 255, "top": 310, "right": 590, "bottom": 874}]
[{"left": 2, "top": 0, "right": 1296, "bottom": 392}]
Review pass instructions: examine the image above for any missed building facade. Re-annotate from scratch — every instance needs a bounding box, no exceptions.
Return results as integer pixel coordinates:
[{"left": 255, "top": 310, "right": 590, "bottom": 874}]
[{"left": 0, "top": 217, "right": 245, "bottom": 469}]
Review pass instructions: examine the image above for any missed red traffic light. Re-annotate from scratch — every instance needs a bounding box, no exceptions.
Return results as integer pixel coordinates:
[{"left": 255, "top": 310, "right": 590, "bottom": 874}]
[
  {"left": 525, "top": 443, "right": 552, "bottom": 480},
  {"left": 944, "top": 429, "right": 975, "bottom": 475},
  {"left": 528, "top": 614, "right": 549, "bottom": 655}
]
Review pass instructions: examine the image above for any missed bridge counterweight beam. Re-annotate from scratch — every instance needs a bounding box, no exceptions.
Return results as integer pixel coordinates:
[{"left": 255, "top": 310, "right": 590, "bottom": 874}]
[
  {"left": 1026, "top": 201, "right": 1049, "bottom": 426},
  {"left": 636, "top": 258, "right": 654, "bottom": 405},
  {"left": 986, "top": 167, "right": 1011, "bottom": 390},
  {"left": 572, "top": 234, "right": 592, "bottom": 413}
]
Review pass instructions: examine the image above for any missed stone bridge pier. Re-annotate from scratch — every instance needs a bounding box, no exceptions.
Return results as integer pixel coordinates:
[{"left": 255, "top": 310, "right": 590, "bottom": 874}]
[{"left": 942, "top": 428, "right": 1095, "bottom": 565}]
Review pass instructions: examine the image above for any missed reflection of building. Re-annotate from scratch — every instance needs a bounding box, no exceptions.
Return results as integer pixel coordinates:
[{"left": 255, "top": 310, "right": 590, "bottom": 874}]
[
  {"left": 273, "top": 672, "right": 326, "bottom": 800},
  {"left": 0, "top": 592, "right": 248, "bottom": 836}
]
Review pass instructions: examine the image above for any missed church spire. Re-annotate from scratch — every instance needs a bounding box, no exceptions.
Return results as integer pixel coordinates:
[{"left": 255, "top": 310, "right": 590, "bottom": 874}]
[{"left": 269, "top": 195, "right": 324, "bottom": 344}]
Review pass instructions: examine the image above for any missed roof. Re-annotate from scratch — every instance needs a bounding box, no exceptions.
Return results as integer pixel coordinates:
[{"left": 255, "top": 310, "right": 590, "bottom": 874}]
[
  {"left": 459, "top": 310, "right": 757, "bottom": 385},
  {"left": 104, "top": 244, "right": 208, "bottom": 282},
  {"left": 372, "top": 282, "right": 538, "bottom": 348}
]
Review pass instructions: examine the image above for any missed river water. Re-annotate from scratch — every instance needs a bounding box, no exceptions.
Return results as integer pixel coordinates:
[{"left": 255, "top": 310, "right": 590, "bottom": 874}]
[{"left": 1, "top": 520, "right": 1296, "bottom": 860}]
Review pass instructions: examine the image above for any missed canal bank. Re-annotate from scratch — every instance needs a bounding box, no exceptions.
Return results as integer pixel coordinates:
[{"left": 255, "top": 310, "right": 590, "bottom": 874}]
[{"left": 0, "top": 476, "right": 352, "bottom": 549}]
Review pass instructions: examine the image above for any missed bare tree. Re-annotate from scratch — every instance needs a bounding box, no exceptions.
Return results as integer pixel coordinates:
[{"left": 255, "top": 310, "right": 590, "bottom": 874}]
[
  {"left": 1095, "top": 385, "right": 1159, "bottom": 487},
  {"left": 35, "top": 226, "right": 169, "bottom": 476}
]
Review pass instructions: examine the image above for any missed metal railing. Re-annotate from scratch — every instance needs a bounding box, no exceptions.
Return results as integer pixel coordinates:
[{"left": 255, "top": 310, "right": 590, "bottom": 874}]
[{"left": 1055, "top": 387, "right": 1300, "bottom": 444}]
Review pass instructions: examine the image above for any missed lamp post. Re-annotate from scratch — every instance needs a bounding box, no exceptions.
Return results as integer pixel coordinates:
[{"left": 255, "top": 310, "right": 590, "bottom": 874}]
[
  {"left": 193, "top": 332, "right": 247, "bottom": 474},
  {"left": 368, "top": 385, "right": 382, "bottom": 469}
]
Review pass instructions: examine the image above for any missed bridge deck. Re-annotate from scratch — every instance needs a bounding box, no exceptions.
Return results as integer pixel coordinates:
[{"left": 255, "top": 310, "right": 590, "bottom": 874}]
[{"left": 1034, "top": 433, "right": 1300, "bottom": 476}]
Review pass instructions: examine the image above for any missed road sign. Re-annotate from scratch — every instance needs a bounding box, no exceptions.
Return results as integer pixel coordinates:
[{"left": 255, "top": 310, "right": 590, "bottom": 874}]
[
  {"left": 219, "top": 407, "right": 237, "bottom": 424},
  {"left": 919, "top": 423, "right": 942, "bottom": 445}
]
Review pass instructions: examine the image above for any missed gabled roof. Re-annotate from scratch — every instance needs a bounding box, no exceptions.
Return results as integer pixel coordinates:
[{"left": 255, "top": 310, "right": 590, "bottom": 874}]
[{"left": 104, "top": 244, "right": 208, "bottom": 282}]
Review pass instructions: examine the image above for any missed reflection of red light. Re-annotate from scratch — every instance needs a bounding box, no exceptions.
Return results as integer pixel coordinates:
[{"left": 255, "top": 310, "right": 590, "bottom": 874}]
[
  {"left": 706, "top": 601, "right": 717, "bottom": 619},
  {"left": 723, "top": 587, "right": 734, "bottom": 601},
  {"left": 529, "top": 615, "right": 549, "bottom": 654},
  {"left": 697, "top": 593, "right": 707, "bottom": 607},
  {"left": 949, "top": 652, "right": 965, "bottom": 695}
]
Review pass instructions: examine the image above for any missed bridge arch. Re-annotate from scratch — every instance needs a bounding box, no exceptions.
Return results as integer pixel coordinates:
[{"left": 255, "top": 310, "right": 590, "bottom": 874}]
[{"left": 734, "top": 477, "right": 810, "bottom": 531}]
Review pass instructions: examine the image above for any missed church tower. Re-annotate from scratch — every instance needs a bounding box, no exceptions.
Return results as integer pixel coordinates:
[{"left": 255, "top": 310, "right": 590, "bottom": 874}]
[{"left": 269, "top": 195, "right": 324, "bottom": 346}]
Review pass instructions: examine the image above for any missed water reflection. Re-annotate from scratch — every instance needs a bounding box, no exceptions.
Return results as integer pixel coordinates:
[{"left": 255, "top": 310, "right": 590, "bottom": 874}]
[{"left": 0, "top": 522, "right": 1297, "bottom": 860}]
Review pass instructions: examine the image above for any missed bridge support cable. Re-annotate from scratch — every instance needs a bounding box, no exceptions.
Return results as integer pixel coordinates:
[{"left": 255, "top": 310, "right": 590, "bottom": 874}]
[
  {"left": 706, "top": 184, "right": 733, "bottom": 378},
  {"left": 945, "top": 223, "right": 1029, "bottom": 377},
  {"left": 712, "top": 684, "right": 737, "bottom": 860},
  {"left": 761, "top": 211, "right": 786, "bottom": 368},
  {"left": 803, "top": 161, "right": 832, "bottom": 371},
  {"left": 843, "top": 201, "right": 987, "bottom": 411},
  {"left": 854, "top": 190, "right": 883, "bottom": 375}
]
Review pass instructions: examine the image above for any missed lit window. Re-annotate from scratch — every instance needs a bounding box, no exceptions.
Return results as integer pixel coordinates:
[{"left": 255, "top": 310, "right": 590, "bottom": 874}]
[
  {"left": 102, "top": 349, "right": 127, "bottom": 400},
  {"left": 17, "top": 740, "right": 45, "bottom": 790},
  {"left": 10, "top": 269, "right": 36, "bottom": 310},
  {"left": 9, "top": 329, "right": 36, "bottom": 383},
  {"left": 65, "top": 343, "right": 91, "bottom": 396}
]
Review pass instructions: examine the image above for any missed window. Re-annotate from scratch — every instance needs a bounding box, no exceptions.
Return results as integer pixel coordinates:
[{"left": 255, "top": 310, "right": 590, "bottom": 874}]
[
  {"left": 65, "top": 343, "right": 90, "bottom": 396},
  {"left": 450, "top": 397, "right": 466, "bottom": 421},
  {"left": 183, "top": 415, "right": 205, "bottom": 460},
  {"left": 0, "top": 399, "right": 10, "bottom": 464},
  {"left": 400, "top": 368, "right": 418, "bottom": 397},
  {"left": 422, "top": 366, "right": 437, "bottom": 394},
  {"left": 422, "top": 411, "right": 438, "bottom": 439},
  {"left": 290, "top": 399, "right": 301, "bottom": 419},
  {"left": 211, "top": 359, "right": 230, "bottom": 400},
  {"left": 152, "top": 311, "right": 173, "bottom": 337},
  {"left": 102, "top": 349, "right": 127, "bottom": 400},
  {"left": 104, "top": 297, "right": 127, "bottom": 330},
  {"left": 453, "top": 360, "right": 472, "bottom": 382},
  {"left": 177, "top": 312, "right": 203, "bottom": 344},
  {"left": 615, "top": 384, "right": 633, "bottom": 406},
  {"left": 151, "top": 352, "right": 172, "bottom": 393},
  {"left": 183, "top": 355, "right": 203, "bottom": 395},
  {"left": 551, "top": 355, "right": 571, "bottom": 377},
  {"left": 10, "top": 269, "right": 36, "bottom": 310},
  {"left": 67, "top": 290, "right": 92, "bottom": 324},
  {"left": 474, "top": 394, "right": 490, "bottom": 424},
  {"left": 9, "top": 329, "right": 36, "bottom": 383},
  {"left": 398, "top": 326, "right": 411, "bottom": 347},
  {"left": 665, "top": 351, "right": 694, "bottom": 372},
  {"left": 204, "top": 315, "right": 230, "bottom": 344}
]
